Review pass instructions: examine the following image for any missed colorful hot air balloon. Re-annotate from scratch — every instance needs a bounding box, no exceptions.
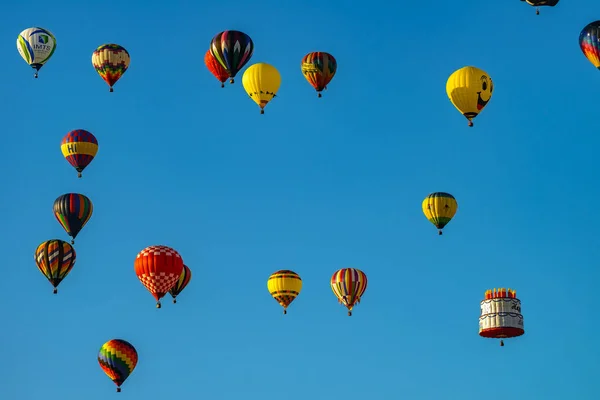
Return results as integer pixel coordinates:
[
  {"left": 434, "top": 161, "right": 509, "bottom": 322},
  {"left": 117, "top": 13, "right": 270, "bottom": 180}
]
[
  {"left": 446, "top": 66, "right": 493, "bottom": 127},
  {"left": 479, "top": 288, "right": 524, "bottom": 346},
  {"left": 92, "top": 44, "right": 130, "bottom": 92},
  {"left": 205, "top": 49, "right": 228, "bottom": 88},
  {"left": 422, "top": 192, "right": 458, "bottom": 235},
  {"left": 134, "top": 245, "right": 184, "bottom": 308},
  {"left": 520, "top": 0, "right": 559, "bottom": 15},
  {"left": 331, "top": 268, "right": 368, "bottom": 316},
  {"left": 242, "top": 63, "right": 281, "bottom": 114},
  {"left": 16, "top": 27, "right": 56, "bottom": 78},
  {"left": 209, "top": 30, "right": 254, "bottom": 84},
  {"left": 169, "top": 264, "right": 192, "bottom": 304},
  {"left": 267, "top": 270, "right": 302, "bottom": 314},
  {"left": 61, "top": 129, "right": 98, "bottom": 178},
  {"left": 580, "top": 21, "right": 600, "bottom": 70},
  {"left": 300, "top": 52, "right": 337, "bottom": 97},
  {"left": 53, "top": 193, "right": 93, "bottom": 244},
  {"left": 98, "top": 339, "right": 138, "bottom": 392},
  {"left": 34, "top": 239, "right": 76, "bottom": 294}
]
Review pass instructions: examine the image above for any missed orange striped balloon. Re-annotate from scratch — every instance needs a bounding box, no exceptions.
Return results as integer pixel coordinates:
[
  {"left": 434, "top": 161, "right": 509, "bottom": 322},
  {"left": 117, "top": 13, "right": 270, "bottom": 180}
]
[
  {"left": 34, "top": 239, "right": 76, "bottom": 294},
  {"left": 331, "top": 268, "right": 368, "bottom": 316}
]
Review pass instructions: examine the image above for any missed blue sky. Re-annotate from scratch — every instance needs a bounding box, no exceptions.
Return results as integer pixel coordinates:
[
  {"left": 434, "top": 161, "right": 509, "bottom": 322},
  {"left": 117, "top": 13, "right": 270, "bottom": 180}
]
[{"left": 2, "top": 0, "right": 600, "bottom": 399}]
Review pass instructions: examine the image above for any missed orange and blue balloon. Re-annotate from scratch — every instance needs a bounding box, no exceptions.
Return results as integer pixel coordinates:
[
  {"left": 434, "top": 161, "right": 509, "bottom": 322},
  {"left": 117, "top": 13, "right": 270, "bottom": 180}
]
[
  {"left": 98, "top": 339, "right": 138, "bottom": 392},
  {"left": 61, "top": 129, "right": 98, "bottom": 178},
  {"left": 580, "top": 21, "right": 600, "bottom": 70},
  {"left": 34, "top": 239, "right": 76, "bottom": 294},
  {"left": 53, "top": 193, "right": 93, "bottom": 244}
]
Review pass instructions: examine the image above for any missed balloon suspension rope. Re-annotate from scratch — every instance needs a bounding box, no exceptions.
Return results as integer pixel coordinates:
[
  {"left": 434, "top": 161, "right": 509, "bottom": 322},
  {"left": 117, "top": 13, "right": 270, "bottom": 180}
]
[
  {"left": 117, "top": 387, "right": 121, "bottom": 393},
  {"left": 283, "top": 309, "right": 287, "bottom": 315},
  {"left": 156, "top": 302, "right": 162, "bottom": 309},
  {"left": 500, "top": 340, "right": 504, "bottom": 347},
  {"left": 110, "top": 87, "right": 114, "bottom": 92},
  {"left": 34, "top": 73, "right": 38, "bottom": 78},
  {"left": 438, "top": 230, "right": 443, "bottom": 235},
  {"left": 53, "top": 288, "right": 58, "bottom": 294},
  {"left": 221, "top": 83, "right": 225, "bottom": 88},
  {"left": 536, "top": 8, "right": 539, "bottom": 15},
  {"left": 348, "top": 311, "right": 352, "bottom": 316},
  {"left": 173, "top": 298, "right": 177, "bottom": 304},
  {"left": 318, "top": 93, "right": 322, "bottom": 98},
  {"left": 78, "top": 172, "right": 82, "bottom": 178},
  {"left": 260, "top": 109, "right": 265, "bottom": 115},
  {"left": 468, "top": 121, "right": 474, "bottom": 127}
]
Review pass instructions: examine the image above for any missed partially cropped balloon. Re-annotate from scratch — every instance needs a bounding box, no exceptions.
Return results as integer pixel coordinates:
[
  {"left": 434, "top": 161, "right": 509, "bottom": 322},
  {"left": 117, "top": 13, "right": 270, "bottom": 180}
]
[
  {"left": 61, "top": 129, "right": 98, "bottom": 178},
  {"left": 169, "top": 264, "right": 192, "bottom": 304},
  {"left": 34, "top": 239, "right": 76, "bottom": 294},
  {"left": 300, "top": 52, "right": 337, "bottom": 97},
  {"left": 446, "top": 66, "right": 493, "bottom": 127},
  {"left": 242, "top": 63, "right": 281, "bottom": 114},
  {"left": 204, "top": 49, "right": 228, "bottom": 88},
  {"left": 16, "top": 27, "right": 56, "bottom": 78},
  {"left": 209, "top": 30, "right": 254, "bottom": 84},
  {"left": 98, "top": 339, "right": 138, "bottom": 392},
  {"left": 520, "top": 0, "right": 559, "bottom": 15},
  {"left": 92, "top": 44, "right": 130, "bottom": 92},
  {"left": 580, "top": 21, "right": 600, "bottom": 70}
]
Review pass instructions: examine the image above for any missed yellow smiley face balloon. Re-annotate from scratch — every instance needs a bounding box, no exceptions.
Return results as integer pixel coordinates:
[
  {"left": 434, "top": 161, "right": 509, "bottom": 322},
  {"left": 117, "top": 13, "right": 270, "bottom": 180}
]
[{"left": 446, "top": 66, "right": 493, "bottom": 127}]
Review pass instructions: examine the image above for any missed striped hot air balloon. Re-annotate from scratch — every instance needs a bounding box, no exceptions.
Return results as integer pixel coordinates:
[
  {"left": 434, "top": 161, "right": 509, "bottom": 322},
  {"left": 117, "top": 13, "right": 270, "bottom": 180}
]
[
  {"left": 169, "top": 264, "right": 192, "bottom": 304},
  {"left": 34, "top": 239, "right": 76, "bottom": 294},
  {"left": 53, "top": 193, "right": 93, "bottom": 244},
  {"left": 267, "top": 270, "right": 302, "bottom": 314},
  {"left": 98, "top": 339, "right": 138, "bottom": 392},
  {"left": 331, "top": 268, "right": 368, "bottom": 316}
]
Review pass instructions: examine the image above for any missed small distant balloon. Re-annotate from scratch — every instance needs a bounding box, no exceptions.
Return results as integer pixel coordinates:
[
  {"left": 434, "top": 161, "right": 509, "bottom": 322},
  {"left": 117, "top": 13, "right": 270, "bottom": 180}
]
[
  {"left": 61, "top": 129, "right": 98, "bottom": 178},
  {"left": 300, "top": 52, "right": 337, "bottom": 97}
]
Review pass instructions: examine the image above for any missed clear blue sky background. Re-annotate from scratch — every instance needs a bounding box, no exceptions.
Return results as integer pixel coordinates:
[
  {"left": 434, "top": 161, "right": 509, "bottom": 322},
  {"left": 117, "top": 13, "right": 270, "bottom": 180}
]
[{"left": 2, "top": 1, "right": 599, "bottom": 399}]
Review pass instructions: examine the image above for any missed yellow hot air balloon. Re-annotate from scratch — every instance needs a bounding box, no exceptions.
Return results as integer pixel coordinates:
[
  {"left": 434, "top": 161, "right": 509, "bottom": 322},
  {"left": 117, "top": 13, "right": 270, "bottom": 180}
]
[
  {"left": 422, "top": 192, "right": 458, "bottom": 235},
  {"left": 242, "top": 63, "right": 281, "bottom": 114},
  {"left": 446, "top": 66, "right": 493, "bottom": 127},
  {"left": 267, "top": 270, "right": 302, "bottom": 314}
]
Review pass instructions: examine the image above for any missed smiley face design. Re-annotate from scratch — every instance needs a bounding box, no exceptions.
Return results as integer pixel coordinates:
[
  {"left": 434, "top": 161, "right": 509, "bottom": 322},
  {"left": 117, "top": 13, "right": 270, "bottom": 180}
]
[{"left": 477, "top": 75, "right": 493, "bottom": 111}]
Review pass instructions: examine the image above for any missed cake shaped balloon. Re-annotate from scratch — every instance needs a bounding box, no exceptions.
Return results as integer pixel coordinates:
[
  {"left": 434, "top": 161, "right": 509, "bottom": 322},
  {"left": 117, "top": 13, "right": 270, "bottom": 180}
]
[{"left": 479, "top": 288, "right": 524, "bottom": 346}]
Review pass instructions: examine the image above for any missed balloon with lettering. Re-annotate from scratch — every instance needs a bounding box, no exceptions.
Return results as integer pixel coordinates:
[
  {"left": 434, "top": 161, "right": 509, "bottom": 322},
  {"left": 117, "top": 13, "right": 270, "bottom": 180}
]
[
  {"left": 300, "top": 52, "right": 337, "bottom": 97},
  {"left": 242, "top": 63, "right": 281, "bottom": 114},
  {"left": 479, "top": 288, "right": 525, "bottom": 346},
  {"left": 580, "top": 21, "right": 600, "bottom": 71},
  {"left": 446, "top": 66, "right": 493, "bottom": 127},
  {"left": 92, "top": 44, "right": 130, "bottom": 92},
  {"left": 53, "top": 193, "right": 94, "bottom": 244},
  {"left": 422, "top": 192, "right": 458, "bottom": 235},
  {"left": 34, "top": 239, "right": 76, "bottom": 294},
  {"left": 134, "top": 245, "right": 184, "bottom": 308},
  {"left": 205, "top": 49, "right": 228, "bottom": 88},
  {"left": 61, "top": 129, "right": 98, "bottom": 178},
  {"left": 169, "top": 264, "right": 192, "bottom": 304},
  {"left": 16, "top": 27, "right": 57, "bottom": 78},
  {"left": 98, "top": 339, "right": 138, "bottom": 392},
  {"left": 330, "top": 268, "right": 368, "bottom": 316},
  {"left": 209, "top": 30, "right": 254, "bottom": 84},
  {"left": 267, "top": 270, "right": 302, "bottom": 314},
  {"left": 520, "top": 0, "right": 559, "bottom": 15}
]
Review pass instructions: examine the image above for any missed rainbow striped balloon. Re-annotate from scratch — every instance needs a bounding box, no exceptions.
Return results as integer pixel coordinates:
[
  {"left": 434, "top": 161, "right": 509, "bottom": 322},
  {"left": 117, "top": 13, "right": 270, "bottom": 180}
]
[
  {"left": 169, "top": 264, "right": 192, "bottom": 303},
  {"left": 98, "top": 339, "right": 138, "bottom": 392},
  {"left": 53, "top": 193, "right": 93, "bottom": 244},
  {"left": 34, "top": 239, "right": 76, "bottom": 294},
  {"left": 580, "top": 21, "right": 600, "bottom": 70},
  {"left": 331, "top": 268, "right": 368, "bottom": 316}
]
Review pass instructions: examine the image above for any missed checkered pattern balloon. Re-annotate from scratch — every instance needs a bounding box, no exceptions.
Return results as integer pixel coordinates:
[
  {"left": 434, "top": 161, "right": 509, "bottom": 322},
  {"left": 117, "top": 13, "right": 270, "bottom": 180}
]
[{"left": 134, "top": 245, "right": 184, "bottom": 307}]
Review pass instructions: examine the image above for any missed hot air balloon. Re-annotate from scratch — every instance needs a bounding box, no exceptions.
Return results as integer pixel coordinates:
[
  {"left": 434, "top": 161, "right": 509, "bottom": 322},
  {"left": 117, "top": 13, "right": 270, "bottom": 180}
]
[
  {"left": 242, "top": 63, "right": 281, "bottom": 114},
  {"left": 519, "top": 0, "right": 559, "bottom": 15},
  {"left": 134, "top": 245, "right": 184, "bottom": 308},
  {"left": 479, "top": 288, "right": 524, "bottom": 346},
  {"left": 446, "top": 66, "right": 493, "bottom": 127},
  {"left": 92, "top": 44, "right": 130, "bottom": 92},
  {"left": 267, "top": 270, "right": 302, "bottom": 314},
  {"left": 16, "top": 27, "right": 56, "bottom": 78},
  {"left": 300, "top": 52, "right": 337, "bottom": 97},
  {"left": 209, "top": 30, "right": 254, "bottom": 84},
  {"left": 331, "top": 268, "right": 368, "bottom": 316},
  {"left": 580, "top": 21, "right": 600, "bottom": 71},
  {"left": 34, "top": 239, "right": 76, "bottom": 294},
  {"left": 205, "top": 49, "right": 228, "bottom": 88},
  {"left": 422, "top": 192, "right": 458, "bottom": 235},
  {"left": 61, "top": 129, "right": 98, "bottom": 178},
  {"left": 98, "top": 339, "right": 138, "bottom": 392},
  {"left": 169, "top": 264, "right": 191, "bottom": 304},
  {"left": 53, "top": 193, "right": 93, "bottom": 244}
]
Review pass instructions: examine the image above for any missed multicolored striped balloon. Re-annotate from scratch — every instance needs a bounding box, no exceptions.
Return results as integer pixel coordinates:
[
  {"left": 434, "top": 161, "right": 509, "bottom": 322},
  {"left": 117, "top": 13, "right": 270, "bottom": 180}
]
[
  {"left": 300, "top": 52, "right": 337, "bottom": 97},
  {"left": 267, "top": 270, "right": 302, "bottom": 314},
  {"left": 580, "top": 21, "right": 600, "bottom": 70},
  {"left": 209, "top": 30, "right": 254, "bottom": 84},
  {"left": 61, "top": 129, "right": 98, "bottom": 178},
  {"left": 169, "top": 264, "right": 192, "bottom": 303},
  {"left": 204, "top": 49, "right": 228, "bottom": 88},
  {"left": 134, "top": 245, "right": 184, "bottom": 308},
  {"left": 331, "top": 268, "right": 368, "bottom": 316},
  {"left": 92, "top": 44, "right": 130, "bottom": 92},
  {"left": 53, "top": 193, "right": 93, "bottom": 244},
  {"left": 98, "top": 339, "right": 138, "bottom": 392},
  {"left": 34, "top": 239, "right": 76, "bottom": 294}
]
